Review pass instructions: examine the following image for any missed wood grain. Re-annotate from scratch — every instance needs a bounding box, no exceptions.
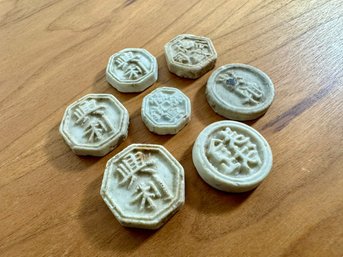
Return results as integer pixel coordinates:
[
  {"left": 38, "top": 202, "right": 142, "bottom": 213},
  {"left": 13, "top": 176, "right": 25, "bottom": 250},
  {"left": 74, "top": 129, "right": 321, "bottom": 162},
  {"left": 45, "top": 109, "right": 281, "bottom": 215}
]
[{"left": 1, "top": 0, "right": 342, "bottom": 256}]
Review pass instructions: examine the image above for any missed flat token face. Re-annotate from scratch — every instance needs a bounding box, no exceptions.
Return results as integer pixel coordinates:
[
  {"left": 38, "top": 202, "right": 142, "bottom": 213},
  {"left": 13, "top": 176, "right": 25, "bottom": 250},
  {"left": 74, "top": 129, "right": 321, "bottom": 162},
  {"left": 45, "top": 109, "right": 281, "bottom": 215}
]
[
  {"left": 106, "top": 48, "right": 158, "bottom": 93},
  {"left": 206, "top": 64, "right": 275, "bottom": 120},
  {"left": 192, "top": 121, "right": 272, "bottom": 192},
  {"left": 59, "top": 94, "right": 129, "bottom": 156},
  {"left": 141, "top": 87, "right": 191, "bottom": 135},
  {"left": 164, "top": 34, "right": 217, "bottom": 79},
  {"left": 101, "top": 144, "right": 185, "bottom": 229}
]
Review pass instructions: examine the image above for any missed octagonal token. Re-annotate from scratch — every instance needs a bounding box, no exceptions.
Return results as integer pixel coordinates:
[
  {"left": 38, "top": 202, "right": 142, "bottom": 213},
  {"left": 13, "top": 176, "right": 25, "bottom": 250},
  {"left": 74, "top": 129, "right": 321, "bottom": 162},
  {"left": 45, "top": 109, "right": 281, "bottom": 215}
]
[
  {"left": 100, "top": 144, "right": 185, "bottom": 229},
  {"left": 106, "top": 48, "right": 158, "bottom": 93},
  {"left": 164, "top": 34, "right": 217, "bottom": 79},
  {"left": 59, "top": 94, "right": 129, "bottom": 156},
  {"left": 192, "top": 121, "right": 273, "bottom": 193},
  {"left": 141, "top": 87, "right": 191, "bottom": 135}
]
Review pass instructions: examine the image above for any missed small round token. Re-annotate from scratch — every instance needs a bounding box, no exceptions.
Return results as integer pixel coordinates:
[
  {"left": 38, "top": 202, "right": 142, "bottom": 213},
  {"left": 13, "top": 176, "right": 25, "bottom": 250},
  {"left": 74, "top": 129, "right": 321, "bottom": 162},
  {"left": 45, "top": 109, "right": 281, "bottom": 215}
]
[
  {"left": 106, "top": 48, "right": 158, "bottom": 93},
  {"left": 141, "top": 87, "right": 191, "bottom": 135},
  {"left": 101, "top": 144, "right": 185, "bottom": 229},
  {"left": 164, "top": 34, "right": 217, "bottom": 79},
  {"left": 192, "top": 121, "right": 272, "bottom": 193},
  {"left": 59, "top": 94, "right": 129, "bottom": 156},
  {"left": 206, "top": 64, "right": 275, "bottom": 121}
]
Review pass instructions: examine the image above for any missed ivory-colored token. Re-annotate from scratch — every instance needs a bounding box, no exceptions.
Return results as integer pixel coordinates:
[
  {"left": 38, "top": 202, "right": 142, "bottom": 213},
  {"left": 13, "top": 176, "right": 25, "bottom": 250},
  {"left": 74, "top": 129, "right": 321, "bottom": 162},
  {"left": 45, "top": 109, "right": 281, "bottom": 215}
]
[
  {"left": 192, "top": 121, "right": 272, "bottom": 193},
  {"left": 59, "top": 94, "right": 129, "bottom": 156},
  {"left": 106, "top": 48, "right": 158, "bottom": 93},
  {"left": 141, "top": 87, "right": 191, "bottom": 135},
  {"left": 101, "top": 144, "right": 185, "bottom": 229},
  {"left": 164, "top": 34, "right": 217, "bottom": 79},
  {"left": 206, "top": 64, "right": 275, "bottom": 121}
]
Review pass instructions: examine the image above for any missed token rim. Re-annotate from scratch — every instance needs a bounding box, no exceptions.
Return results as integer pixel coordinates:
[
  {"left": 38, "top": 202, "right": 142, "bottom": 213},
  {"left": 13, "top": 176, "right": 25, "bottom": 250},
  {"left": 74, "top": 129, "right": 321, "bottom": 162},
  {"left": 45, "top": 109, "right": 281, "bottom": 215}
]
[{"left": 192, "top": 121, "right": 273, "bottom": 192}]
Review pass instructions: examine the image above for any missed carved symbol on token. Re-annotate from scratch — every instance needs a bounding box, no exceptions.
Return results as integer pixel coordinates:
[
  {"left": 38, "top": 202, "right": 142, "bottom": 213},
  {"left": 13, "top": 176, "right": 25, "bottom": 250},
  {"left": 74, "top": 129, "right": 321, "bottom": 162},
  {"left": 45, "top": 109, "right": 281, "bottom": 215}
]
[
  {"left": 216, "top": 72, "right": 263, "bottom": 106},
  {"left": 115, "top": 51, "right": 149, "bottom": 80},
  {"left": 73, "top": 99, "right": 115, "bottom": 143},
  {"left": 206, "top": 127, "right": 261, "bottom": 176},
  {"left": 148, "top": 92, "right": 186, "bottom": 123},
  {"left": 172, "top": 38, "right": 212, "bottom": 65},
  {"left": 116, "top": 151, "right": 173, "bottom": 211}
]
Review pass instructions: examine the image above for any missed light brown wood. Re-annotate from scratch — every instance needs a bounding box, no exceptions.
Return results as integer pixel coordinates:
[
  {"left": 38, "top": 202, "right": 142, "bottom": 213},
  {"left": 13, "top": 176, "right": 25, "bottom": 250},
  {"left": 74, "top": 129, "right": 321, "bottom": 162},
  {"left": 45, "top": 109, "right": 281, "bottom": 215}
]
[{"left": 1, "top": 0, "right": 342, "bottom": 256}]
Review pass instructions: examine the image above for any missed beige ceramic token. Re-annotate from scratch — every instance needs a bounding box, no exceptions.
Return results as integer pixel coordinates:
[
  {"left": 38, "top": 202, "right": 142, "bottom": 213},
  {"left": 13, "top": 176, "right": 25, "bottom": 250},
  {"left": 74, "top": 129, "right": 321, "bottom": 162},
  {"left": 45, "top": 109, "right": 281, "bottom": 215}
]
[
  {"left": 141, "top": 87, "right": 191, "bottom": 135},
  {"left": 101, "top": 144, "right": 185, "bottom": 229},
  {"left": 106, "top": 48, "right": 158, "bottom": 93},
  {"left": 164, "top": 34, "right": 217, "bottom": 79},
  {"left": 59, "top": 94, "right": 129, "bottom": 156},
  {"left": 206, "top": 64, "right": 275, "bottom": 120},
  {"left": 192, "top": 121, "right": 272, "bottom": 193}
]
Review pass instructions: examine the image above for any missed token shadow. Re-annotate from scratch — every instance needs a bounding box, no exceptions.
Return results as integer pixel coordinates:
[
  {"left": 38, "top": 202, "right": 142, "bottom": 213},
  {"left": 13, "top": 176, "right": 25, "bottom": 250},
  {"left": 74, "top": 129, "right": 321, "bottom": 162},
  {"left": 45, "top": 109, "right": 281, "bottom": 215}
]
[
  {"left": 93, "top": 68, "right": 106, "bottom": 86},
  {"left": 45, "top": 123, "right": 101, "bottom": 173},
  {"left": 126, "top": 108, "right": 175, "bottom": 146},
  {"left": 193, "top": 83, "right": 223, "bottom": 126},
  {"left": 78, "top": 175, "right": 157, "bottom": 253},
  {"left": 180, "top": 144, "right": 254, "bottom": 215},
  {"left": 92, "top": 68, "right": 142, "bottom": 104}
]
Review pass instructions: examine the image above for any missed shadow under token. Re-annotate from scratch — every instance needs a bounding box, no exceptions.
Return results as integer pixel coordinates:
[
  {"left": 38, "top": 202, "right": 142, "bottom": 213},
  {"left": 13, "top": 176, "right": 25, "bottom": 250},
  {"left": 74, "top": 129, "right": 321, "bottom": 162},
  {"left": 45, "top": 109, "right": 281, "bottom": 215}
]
[
  {"left": 78, "top": 175, "right": 157, "bottom": 253},
  {"left": 92, "top": 67, "right": 142, "bottom": 104},
  {"left": 45, "top": 124, "right": 101, "bottom": 173},
  {"left": 180, "top": 143, "right": 254, "bottom": 215}
]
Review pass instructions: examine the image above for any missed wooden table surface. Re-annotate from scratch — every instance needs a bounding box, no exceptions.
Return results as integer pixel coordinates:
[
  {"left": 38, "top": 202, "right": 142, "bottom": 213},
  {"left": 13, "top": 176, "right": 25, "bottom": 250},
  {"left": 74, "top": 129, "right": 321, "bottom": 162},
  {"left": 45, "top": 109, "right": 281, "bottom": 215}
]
[{"left": 1, "top": 0, "right": 342, "bottom": 256}]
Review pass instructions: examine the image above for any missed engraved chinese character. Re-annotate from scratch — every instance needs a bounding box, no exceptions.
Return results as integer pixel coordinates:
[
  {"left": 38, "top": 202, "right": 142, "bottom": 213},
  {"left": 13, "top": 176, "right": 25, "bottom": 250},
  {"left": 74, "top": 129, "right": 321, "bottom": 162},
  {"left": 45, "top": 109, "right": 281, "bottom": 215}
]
[
  {"left": 116, "top": 151, "right": 173, "bottom": 211},
  {"left": 217, "top": 71, "right": 263, "bottom": 105},
  {"left": 207, "top": 127, "right": 261, "bottom": 175},
  {"left": 73, "top": 99, "right": 114, "bottom": 143},
  {"left": 115, "top": 52, "right": 148, "bottom": 80},
  {"left": 173, "top": 39, "right": 212, "bottom": 65},
  {"left": 131, "top": 182, "right": 161, "bottom": 210}
]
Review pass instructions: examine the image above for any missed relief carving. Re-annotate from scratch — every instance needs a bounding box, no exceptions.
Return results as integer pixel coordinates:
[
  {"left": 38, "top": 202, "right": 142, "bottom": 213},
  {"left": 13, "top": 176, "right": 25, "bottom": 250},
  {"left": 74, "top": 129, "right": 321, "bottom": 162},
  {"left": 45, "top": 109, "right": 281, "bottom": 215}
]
[
  {"left": 206, "top": 127, "right": 261, "bottom": 176},
  {"left": 116, "top": 151, "right": 173, "bottom": 211},
  {"left": 217, "top": 71, "right": 263, "bottom": 105}
]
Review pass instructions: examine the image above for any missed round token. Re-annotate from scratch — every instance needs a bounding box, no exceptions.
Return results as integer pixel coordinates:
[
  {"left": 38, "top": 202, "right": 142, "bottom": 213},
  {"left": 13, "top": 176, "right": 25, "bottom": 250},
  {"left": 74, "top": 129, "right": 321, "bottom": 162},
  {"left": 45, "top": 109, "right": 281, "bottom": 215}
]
[
  {"left": 192, "top": 121, "right": 272, "bottom": 193},
  {"left": 206, "top": 64, "right": 275, "bottom": 121},
  {"left": 101, "top": 144, "right": 185, "bottom": 229},
  {"left": 106, "top": 48, "right": 158, "bottom": 93},
  {"left": 141, "top": 87, "right": 191, "bottom": 135},
  {"left": 59, "top": 94, "right": 129, "bottom": 156}
]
